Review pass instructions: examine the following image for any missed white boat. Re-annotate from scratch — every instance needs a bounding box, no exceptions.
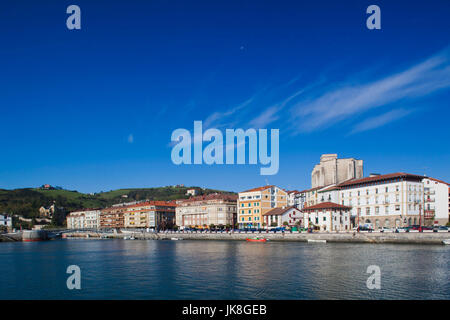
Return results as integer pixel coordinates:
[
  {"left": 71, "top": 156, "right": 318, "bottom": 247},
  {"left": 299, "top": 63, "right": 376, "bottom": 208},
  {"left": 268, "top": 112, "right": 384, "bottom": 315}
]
[
  {"left": 443, "top": 239, "right": 450, "bottom": 245},
  {"left": 171, "top": 237, "right": 182, "bottom": 241},
  {"left": 307, "top": 239, "right": 326, "bottom": 243}
]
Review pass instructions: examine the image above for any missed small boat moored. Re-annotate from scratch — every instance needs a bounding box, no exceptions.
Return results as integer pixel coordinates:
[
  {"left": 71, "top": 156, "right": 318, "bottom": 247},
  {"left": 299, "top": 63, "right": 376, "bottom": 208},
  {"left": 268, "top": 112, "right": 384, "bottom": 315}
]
[
  {"left": 246, "top": 237, "right": 267, "bottom": 243},
  {"left": 307, "top": 239, "right": 327, "bottom": 244},
  {"left": 443, "top": 239, "right": 450, "bottom": 245}
]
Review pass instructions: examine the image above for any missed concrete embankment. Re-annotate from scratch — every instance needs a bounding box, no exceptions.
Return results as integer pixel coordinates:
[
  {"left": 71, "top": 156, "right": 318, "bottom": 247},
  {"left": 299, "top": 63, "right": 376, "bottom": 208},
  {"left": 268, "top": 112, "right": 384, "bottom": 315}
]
[
  {"left": 64, "top": 231, "right": 450, "bottom": 245},
  {"left": 0, "top": 233, "right": 22, "bottom": 242}
]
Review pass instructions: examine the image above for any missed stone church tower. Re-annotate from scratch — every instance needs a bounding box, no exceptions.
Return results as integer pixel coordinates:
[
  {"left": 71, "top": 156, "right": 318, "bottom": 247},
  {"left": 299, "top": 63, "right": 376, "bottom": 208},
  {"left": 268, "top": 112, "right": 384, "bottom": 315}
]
[{"left": 311, "top": 154, "right": 363, "bottom": 188}]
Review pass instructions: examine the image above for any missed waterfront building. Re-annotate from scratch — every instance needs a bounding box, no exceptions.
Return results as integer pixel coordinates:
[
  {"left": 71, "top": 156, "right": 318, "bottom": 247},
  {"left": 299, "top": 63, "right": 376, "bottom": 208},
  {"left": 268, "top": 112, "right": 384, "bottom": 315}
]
[
  {"left": 302, "top": 202, "right": 351, "bottom": 231},
  {"left": 422, "top": 177, "right": 449, "bottom": 225},
  {"left": 338, "top": 173, "right": 424, "bottom": 229},
  {"left": 66, "top": 211, "right": 85, "bottom": 229},
  {"left": 66, "top": 209, "right": 101, "bottom": 229},
  {"left": 311, "top": 154, "right": 363, "bottom": 188},
  {"left": 238, "top": 185, "right": 288, "bottom": 229},
  {"left": 0, "top": 214, "right": 12, "bottom": 228},
  {"left": 176, "top": 194, "right": 237, "bottom": 228},
  {"left": 262, "top": 206, "right": 303, "bottom": 228},
  {"left": 100, "top": 206, "right": 129, "bottom": 229},
  {"left": 124, "top": 201, "right": 176, "bottom": 230}
]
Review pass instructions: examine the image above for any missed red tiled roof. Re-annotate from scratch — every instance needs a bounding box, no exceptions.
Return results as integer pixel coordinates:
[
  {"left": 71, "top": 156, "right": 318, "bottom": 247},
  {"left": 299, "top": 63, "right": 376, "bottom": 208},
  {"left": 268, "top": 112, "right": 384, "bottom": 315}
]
[
  {"left": 338, "top": 172, "right": 424, "bottom": 187},
  {"left": 262, "top": 206, "right": 299, "bottom": 216},
  {"left": 302, "top": 202, "right": 351, "bottom": 211},
  {"left": 240, "top": 185, "right": 274, "bottom": 193},
  {"left": 128, "top": 201, "right": 177, "bottom": 208},
  {"left": 179, "top": 193, "right": 237, "bottom": 203}
]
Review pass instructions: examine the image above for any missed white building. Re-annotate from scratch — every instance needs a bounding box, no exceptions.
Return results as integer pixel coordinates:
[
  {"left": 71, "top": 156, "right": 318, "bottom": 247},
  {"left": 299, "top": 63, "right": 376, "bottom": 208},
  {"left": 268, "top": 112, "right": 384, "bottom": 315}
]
[
  {"left": 262, "top": 206, "right": 303, "bottom": 228},
  {"left": 302, "top": 202, "right": 351, "bottom": 231},
  {"left": 338, "top": 173, "right": 424, "bottom": 229},
  {"left": 186, "top": 189, "right": 199, "bottom": 196},
  {"left": 0, "top": 214, "right": 12, "bottom": 228},
  {"left": 67, "top": 209, "right": 101, "bottom": 229},
  {"left": 286, "top": 190, "right": 306, "bottom": 209},
  {"left": 423, "top": 177, "right": 449, "bottom": 225}
]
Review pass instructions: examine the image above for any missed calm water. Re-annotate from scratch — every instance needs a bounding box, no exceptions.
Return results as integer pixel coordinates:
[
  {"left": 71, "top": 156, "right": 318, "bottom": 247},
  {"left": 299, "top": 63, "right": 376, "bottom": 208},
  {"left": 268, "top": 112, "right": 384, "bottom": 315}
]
[{"left": 0, "top": 239, "right": 449, "bottom": 299}]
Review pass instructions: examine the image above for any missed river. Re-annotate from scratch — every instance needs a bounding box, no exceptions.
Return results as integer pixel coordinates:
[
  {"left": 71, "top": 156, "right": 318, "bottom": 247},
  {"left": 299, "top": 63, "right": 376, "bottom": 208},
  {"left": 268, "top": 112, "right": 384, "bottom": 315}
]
[{"left": 0, "top": 239, "right": 449, "bottom": 299}]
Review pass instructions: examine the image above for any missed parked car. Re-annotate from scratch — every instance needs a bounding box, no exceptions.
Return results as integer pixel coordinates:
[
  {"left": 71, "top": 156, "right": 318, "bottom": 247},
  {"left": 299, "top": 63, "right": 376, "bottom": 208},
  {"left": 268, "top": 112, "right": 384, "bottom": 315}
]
[
  {"left": 433, "top": 226, "right": 449, "bottom": 232},
  {"left": 357, "top": 226, "right": 373, "bottom": 232},
  {"left": 379, "top": 227, "right": 394, "bottom": 233}
]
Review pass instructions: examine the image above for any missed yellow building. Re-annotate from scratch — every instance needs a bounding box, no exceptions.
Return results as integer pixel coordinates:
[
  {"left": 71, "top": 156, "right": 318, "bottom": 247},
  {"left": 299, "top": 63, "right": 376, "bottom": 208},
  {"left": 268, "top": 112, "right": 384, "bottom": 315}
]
[{"left": 237, "top": 185, "right": 288, "bottom": 229}]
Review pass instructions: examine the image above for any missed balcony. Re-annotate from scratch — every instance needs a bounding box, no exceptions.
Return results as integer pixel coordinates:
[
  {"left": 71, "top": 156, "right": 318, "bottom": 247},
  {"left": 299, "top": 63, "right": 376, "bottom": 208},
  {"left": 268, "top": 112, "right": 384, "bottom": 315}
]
[{"left": 424, "top": 210, "right": 435, "bottom": 219}]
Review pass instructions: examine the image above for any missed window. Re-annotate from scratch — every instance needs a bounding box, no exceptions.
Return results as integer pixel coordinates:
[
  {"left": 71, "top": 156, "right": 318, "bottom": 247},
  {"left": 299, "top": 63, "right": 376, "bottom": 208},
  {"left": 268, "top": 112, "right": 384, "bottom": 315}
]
[
  {"left": 366, "top": 207, "right": 370, "bottom": 215},
  {"left": 385, "top": 187, "right": 388, "bottom": 192},
  {"left": 395, "top": 205, "right": 400, "bottom": 211},
  {"left": 375, "top": 207, "right": 379, "bottom": 214}
]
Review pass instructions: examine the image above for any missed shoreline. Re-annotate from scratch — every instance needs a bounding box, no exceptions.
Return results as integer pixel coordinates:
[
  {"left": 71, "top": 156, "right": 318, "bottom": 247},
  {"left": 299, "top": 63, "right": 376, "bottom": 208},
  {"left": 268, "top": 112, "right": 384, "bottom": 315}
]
[{"left": 63, "top": 230, "right": 450, "bottom": 245}]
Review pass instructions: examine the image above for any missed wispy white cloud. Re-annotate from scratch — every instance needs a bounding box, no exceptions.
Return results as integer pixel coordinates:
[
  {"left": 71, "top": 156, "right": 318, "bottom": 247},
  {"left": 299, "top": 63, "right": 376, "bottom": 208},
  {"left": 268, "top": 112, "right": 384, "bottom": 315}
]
[
  {"left": 289, "top": 48, "right": 450, "bottom": 133},
  {"left": 350, "top": 108, "right": 414, "bottom": 134},
  {"left": 203, "top": 95, "right": 255, "bottom": 129}
]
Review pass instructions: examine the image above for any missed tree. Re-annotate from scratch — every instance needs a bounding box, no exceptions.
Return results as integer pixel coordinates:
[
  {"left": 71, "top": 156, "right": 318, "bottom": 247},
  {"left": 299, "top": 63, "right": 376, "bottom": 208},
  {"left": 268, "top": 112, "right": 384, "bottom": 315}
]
[{"left": 209, "top": 224, "right": 215, "bottom": 230}]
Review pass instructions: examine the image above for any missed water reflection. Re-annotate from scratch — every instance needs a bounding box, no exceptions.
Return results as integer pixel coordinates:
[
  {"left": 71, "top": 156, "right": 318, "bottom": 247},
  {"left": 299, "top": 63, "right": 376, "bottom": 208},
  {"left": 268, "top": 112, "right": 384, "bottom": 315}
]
[{"left": 0, "top": 240, "right": 449, "bottom": 299}]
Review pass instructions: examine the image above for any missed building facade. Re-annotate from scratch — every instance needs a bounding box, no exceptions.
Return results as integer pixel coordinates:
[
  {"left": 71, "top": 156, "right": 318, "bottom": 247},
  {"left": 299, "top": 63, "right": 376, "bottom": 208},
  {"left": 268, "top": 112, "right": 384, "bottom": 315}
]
[
  {"left": 100, "top": 206, "right": 128, "bottom": 229},
  {"left": 286, "top": 190, "right": 306, "bottom": 209},
  {"left": 423, "top": 177, "right": 449, "bottom": 225},
  {"left": 262, "top": 206, "right": 303, "bottom": 228},
  {"left": 338, "top": 173, "right": 424, "bottom": 229},
  {"left": 66, "top": 211, "right": 85, "bottom": 229},
  {"left": 238, "top": 185, "right": 288, "bottom": 229},
  {"left": 176, "top": 194, "right": 237, "bottom": 228},
  {"left": 311, "top": 154, "right": 363, "bottom": 188},
  {"left": 0, "top": 214, "right": 12, "bottom": 228},
  {"left": 302, "top": 202, "right": 351, "bottom": 231},
  {"left": 124, "top": 201, "right": 176, "bottom": 230}
]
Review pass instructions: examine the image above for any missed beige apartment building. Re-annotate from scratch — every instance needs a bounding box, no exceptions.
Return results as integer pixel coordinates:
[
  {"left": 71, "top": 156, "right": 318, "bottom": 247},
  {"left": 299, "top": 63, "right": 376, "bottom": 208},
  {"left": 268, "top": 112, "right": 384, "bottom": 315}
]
[
  {"left": 176, "top": 194, "right": 237, "bottom": 228},
  {"left": 238, "top": 185, "right": 288, "bottom": 229},
  {"left": 124, "top": 201, "right": 176, "bottom": 230}
]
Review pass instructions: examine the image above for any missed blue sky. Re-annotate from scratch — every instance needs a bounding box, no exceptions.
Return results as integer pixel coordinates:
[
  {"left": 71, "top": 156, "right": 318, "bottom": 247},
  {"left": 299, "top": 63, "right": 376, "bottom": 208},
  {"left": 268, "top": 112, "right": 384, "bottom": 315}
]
[{"left": 0, "top": 0, "right": 449, "bottom": 193}]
